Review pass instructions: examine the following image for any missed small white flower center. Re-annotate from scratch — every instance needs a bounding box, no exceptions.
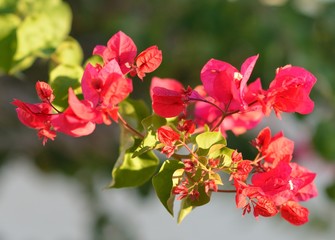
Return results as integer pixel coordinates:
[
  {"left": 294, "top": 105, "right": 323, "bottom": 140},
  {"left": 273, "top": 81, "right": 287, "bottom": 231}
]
[
  {"left": 288, "top": 180, "right": 294, "bottom": 190},
  {"left": 234, "top": 72, "right": 243, "bottom": 81}
]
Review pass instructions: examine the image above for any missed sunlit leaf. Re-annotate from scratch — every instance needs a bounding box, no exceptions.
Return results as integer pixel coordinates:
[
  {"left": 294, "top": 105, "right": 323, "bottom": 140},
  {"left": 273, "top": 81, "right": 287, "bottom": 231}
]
[
  {"left": 50, "top": 37, "right": 83, "bottom": 69},
  {"left": 0, "top": 14, "right": 19, "bottom": 73},
  {"left": 177, "top": 199, "right": 194, "bottom": 223},
  {"left": 313, "top": 120, "right": 335, "bottom": 162},
  {"left": 49, "top": 64, "right": 83, "bottom": 111},
  {"left": 152, "top": 160, "right": 184, "bottom": 216},
  {"left": 12, "top": 0, "right": 71, "bottom": 72},
  {"left": 177, "top": 184, "right": 211, "bottom": 223},
  {"left": 119, "top": 99, "right": 150, "bottom": 132},
  {"left": 196, "top": 131, "right": 226, "bottom": 150},
  {"left": 141, "top": 114, "right": 167, "bottom": 131},
  {"left": 132, "top": 131, "right": 158, "bottom": 158},
  {"left": 325, "top": 182, "right": 335, "bottom": 202},
  {"left": 109, "top": 127, "right": 159, "bottom": 188}
]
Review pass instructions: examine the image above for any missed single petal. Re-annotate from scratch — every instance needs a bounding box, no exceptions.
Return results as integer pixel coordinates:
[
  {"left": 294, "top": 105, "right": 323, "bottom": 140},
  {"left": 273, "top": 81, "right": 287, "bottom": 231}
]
[
  {"left": 152, "top": 87, "right": 184, "bottom": 118},
  {"left": 68, "top": 88, "right": 96, "bottom": 121},
  {"left": 150, "top": 77, "right": 184, "bottom": 99},
  {"left": 81, "top": 63, "right": 101, "bottom": 105},
  {"left": 280, "top": 201, "right": 309, "bottom": 226},
  {"left": 239, "top": 54, "right": 259, "bottom": 106},
  {"left": 267, "top": 66, "right": 317, "bottom": 115},
  {"left": 92, "top": 45, "right": 107, "bottom": 57},
  {"left": 51, "top": 109, "right": 96, "bottom": 137},
  {"left": 35, "top": 81, "right": 55, "bottom": 103},
  {"left": 101, "top": 73, "right": 133, "bottom": 106},
  {"left": 200, "top": 58, "right": 238, "bottom": 101},
  {"left": 136, "top": 46, "right": 162, "bottom": 80},
  {"left": 105, "top": 31, "right": 137, "bottom": 73}
]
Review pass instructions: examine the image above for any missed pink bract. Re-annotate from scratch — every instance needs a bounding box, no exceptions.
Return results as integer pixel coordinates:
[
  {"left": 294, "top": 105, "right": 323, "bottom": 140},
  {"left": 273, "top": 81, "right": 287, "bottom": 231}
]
[
  {"left": 264, "top": 65, "right": 317, "bottom": 117},
  {"left": 93, "top": 31, "right": 137, "bottom": 74}
]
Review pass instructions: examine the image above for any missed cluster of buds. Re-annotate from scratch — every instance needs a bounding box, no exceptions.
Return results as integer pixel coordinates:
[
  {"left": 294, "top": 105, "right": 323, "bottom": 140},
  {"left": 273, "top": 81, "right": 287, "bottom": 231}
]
[{"left": 13, "top": 31, "right": 317, "bottom": 225}]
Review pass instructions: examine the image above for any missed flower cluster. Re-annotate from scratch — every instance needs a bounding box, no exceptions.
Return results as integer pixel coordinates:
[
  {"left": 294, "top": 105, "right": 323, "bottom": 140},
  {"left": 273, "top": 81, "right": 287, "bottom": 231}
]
[
  {"left": 233, "top": 127, "right": 317, "bottom": 225},
  {"left": 13, "top": 31, "right": 317, "bottom": 225},
  {"left": 151, "top": 55, "right": 316, "bottom": 135},
  {"left": 13, "top": 31, "right": 162, "bottom": 145}
]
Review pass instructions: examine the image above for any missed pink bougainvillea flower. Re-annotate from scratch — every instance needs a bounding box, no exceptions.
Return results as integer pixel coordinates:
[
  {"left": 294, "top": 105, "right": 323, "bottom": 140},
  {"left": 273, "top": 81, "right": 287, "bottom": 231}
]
[
  {"left": 150, "top": 77, "right": 193, "bottom": 118},
  {"left": 150, "top": 77, "right": 184, "bottom": 98},
  {"left": 35, "top": 81, "right": 55, "bottom": 103},
  {"left": 51, "top": 88, "right": 96, "bottom": 137},
  {"left": 253, "top": 196, "right": 279, "bottom": 218},
  {"left": 177, "top": 119, "right": 196, "bottom": 136},
  {"left": 234, "top": 158, "right": 316, "bottom": 225},
  {"left": 51, "top": 107, "right": 96, "bottom": 138},
  {"left": 81, "top": 60, "right": 133, "bottom": 125},
  {"left": 93, "top": 31, "right": 137, "bottom": 74},
  {"left": 232, "top": 160, "right": 253, "bottom": 182},
  {"left": 194, "top": 84, "right": 264, "bottom": 135},
  {"left": 200, "top": 54, "right": 259, "bottom": 111},
  {"left": 157, "top": 126, "right": 180, "bottom": 157},
  {"left": 289, "top": 162, "right": 318, "bottom": 202},
  {"left": 219, "top": 109, "right": 264, "bottom": 136},
  {"left": 12, "top": 99, "right": 56, "bottom": 145},
  {"left": 252, "top": 127, "right": 294, "bottom": 167},
  {"left": 152, "top": 87, "right": 185, "bottom": 118},
  {"left": 263, "top": 65, "right": 317, "bottom": 117},
  {"left": 251, "top": 161, "right": 294, "bottom": 205},
  {"left": 93, "top": 31, "right": 162, "bottom": 80},
  {"left": 81, "top": 60, "right": 125, "bottom": 106},
  {"left": 280, "top": 201, "right": 309, "bottom": 226},
  {"left": 172, "top": 183, "right": 189, "bottom": 200},
  {"left": 134, "top": 46, "right": 162, "bottom": 80},
  {"left": 204, "top": 179, "right": 218, "bottom": 194},
  {"left": 195, "top": 56, "right": 265, "bottom": 135}
]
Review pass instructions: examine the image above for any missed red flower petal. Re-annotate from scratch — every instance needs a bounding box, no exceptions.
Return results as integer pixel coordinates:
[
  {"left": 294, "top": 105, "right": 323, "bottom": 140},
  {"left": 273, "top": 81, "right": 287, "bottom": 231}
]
[
  {"left": 93, "top": 31, "right": 137, "bottom": 74},
  {"left": 136, "top": 46, "right": 162, "bottom": 80},
  {"left": 152, "top": 87, "right": 184, "bottom": 118},
  {"left": 150, "top": 77, "right": 184, "bottom": 99},
  {"left": 35, "top": 81, "right": 55, "bottom": 103},
  {"left": 267, "top": 66, "right": 317, "bottom": 116},
  {"left": 254, "top": 196, "right": 278, "bottom": 217},
  {"left": 280, "top": 201, "right": 309, "bottom": 225}
]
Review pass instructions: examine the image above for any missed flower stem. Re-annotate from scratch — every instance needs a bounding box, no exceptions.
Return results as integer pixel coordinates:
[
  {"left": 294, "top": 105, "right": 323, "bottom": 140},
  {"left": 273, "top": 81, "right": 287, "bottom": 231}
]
[
  {"left": 48, "top": 100, "right": 61, "bottom": 113},
  {"left": 188, "top": 97, "right": 226, "bottom": 131},
  {"left": 117, "top": 112, "right": 144, "bottom": 139}
]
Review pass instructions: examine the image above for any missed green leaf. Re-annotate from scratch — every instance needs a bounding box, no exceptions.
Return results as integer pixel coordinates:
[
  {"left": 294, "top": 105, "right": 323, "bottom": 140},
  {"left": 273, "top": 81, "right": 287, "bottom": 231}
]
[
  {"left": 16, "top": 0, "right": 64, "bottom": 15},
  {"left": 131, "top": 114, "right": 167, "bottom": 158},
  {"left": 313, "top": 120, "right": 335, "bottom": 162},
  {"left": 50, "top": 37, "right": 83, "bottom": 69},
  {"left": 196, "top": 131, "right": 226, "bottom": 150},
  {"left": 84, "top": 54, "right": 104, "bottom": 68},
  {"left": 177, "top": 184, "right": 211, "bottom": 223},
  {"left": 49, "top": 64, "right": 83, "bottom": 111},
  {"left": 12, "top": 0, "right": 72, "bottom": 72},
  {"left": 109, "top": 127, "right": 159, "bottom": 188},
  {"left": 326, "top": 181, "right": 335, "bottom": 202},
  {"left": 0, "top": 14, "right": 19, "bottom": 73},
  {"left": 141, "top": 114, "right": 167, "bottom": 131},
  {"left": 152, "top": 160, "right": 184, "bottom": 216},
  {"left": 178, "top": 200, "right": 194, "bottom": 223},
  {"left": 119, "top": 99, "right": 150, "bottom": 132},
  {"left": 207, "top": 143, "right": 226, "bottom": 159},
  {"left": 187, "top": 185, "right": 211, "bottom": 207},
  {"left": 219, "top": 147, "right": 234, "bottom": 167},
  {"left": 132, "top": 131, "right": 158, "bottom": 158},
  {"left": 0, "top": 0, "right": 17, "bottom": 13}
]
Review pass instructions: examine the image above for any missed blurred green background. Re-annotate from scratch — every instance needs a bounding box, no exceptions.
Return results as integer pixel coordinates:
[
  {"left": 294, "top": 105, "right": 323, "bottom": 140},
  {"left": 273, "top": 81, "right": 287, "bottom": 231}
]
[{"left": 1, "top": 0, "right": 335, "bottom": 239}]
